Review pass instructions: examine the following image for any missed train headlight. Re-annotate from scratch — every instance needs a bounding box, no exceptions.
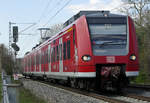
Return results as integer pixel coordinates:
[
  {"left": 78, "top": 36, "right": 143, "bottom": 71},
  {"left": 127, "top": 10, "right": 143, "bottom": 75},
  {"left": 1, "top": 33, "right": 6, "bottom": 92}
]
[
  {"left": 130, "top": 54, "right": 136, "bottom": 61},
  {"left": 82, "top": 55, "right": 91, "bottom": 61}
]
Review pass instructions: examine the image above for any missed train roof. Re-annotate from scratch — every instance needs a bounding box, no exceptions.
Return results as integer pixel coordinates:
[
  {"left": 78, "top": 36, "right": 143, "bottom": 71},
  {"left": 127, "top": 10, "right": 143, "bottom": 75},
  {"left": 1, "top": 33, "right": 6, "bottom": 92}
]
[
  {"left": 63, "top": 11, "right": 126, "bottom": 27},
  {"left": 25, "top": 11, "right": 127, "bottom": 57}
]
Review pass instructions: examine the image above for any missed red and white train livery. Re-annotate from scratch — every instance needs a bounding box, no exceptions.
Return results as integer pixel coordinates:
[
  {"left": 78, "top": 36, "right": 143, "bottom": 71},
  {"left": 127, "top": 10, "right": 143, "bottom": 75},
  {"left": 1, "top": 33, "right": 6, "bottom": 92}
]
[{"left": 23, "top": 11, "right": 139, "bottom": 90}]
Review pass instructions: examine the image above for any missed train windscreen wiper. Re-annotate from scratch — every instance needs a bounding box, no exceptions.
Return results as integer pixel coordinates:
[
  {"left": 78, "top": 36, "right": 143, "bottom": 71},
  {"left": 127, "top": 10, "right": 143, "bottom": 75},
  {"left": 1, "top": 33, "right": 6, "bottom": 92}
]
[{"left": 94, "top": 41, "right": 126, "bottom": 47}]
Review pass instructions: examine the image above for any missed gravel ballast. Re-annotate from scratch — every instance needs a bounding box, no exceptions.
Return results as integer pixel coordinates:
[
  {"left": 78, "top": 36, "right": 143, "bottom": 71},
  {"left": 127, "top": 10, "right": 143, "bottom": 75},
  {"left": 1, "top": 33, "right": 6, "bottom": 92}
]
[{"left": 22, "top": 79, "right": 107, "bottom": 103}]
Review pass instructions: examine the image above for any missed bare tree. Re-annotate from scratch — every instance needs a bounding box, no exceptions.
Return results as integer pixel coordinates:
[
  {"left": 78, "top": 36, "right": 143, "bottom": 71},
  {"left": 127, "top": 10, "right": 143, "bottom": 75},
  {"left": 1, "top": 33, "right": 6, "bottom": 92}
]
[
  {"left": 119, "top": 0, "right": 150, "bottom": 82},
  {"left": 46, "top": 23, "right": 63, "bottom": 37},
  {"left": 39, "top": 23, "right": 63, "bottom": 43},
  {"left": 120, "top": 0, "right": 150, "bottom": 27},
  {"left": 0, "top": 44, "right": 16, "bottom": 75}
]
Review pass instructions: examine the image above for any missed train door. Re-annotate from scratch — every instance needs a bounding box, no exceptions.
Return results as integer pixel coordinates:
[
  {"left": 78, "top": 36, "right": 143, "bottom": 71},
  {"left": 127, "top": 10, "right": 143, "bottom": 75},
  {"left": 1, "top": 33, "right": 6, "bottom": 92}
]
[
  {"left": 71, "top": 26, "right": 76, "bottom": 72},
  {"left": 63, "top": 38, "right": 67, "bottom": 73},
  {"left": 63, "top": 29, "right": 72, "bottom": 73},
  {"left": 39, "top": 50, "right": 42, "bottom": 74},
  {"left": 59, "top": 38, "right": 63, "bottom": 73},
  {"left": 36, "top": 52, "right": 40, "bottom": 73},
  {"left": 43, "top": 48, "right": 47, "bottom": 75},
  {"left": 31, "top": 55, "right": 34, "bottom": 73},
  {"left": 34, "top": 54, "right": 36, "bottom": 73},
  {"left": 29, "top": 56, "right": 32, "bottom": 75},
  {"left": 51, "top": 43, "right": 56, "bottom": 72},
  {"left": 52, "top": 40, "right": 59, "bottom": 73},
  {"left": 37, "top": 53, "right": 40, "bottom": 72},
  {"left": 56, "top": 40, "right": 59, "bottom": 73},
  {"left": 63, "top": 27, "right": 75, "bottom": 75},
  {"left": 41, "top": 48, "right": 45, "bottom": 75},
  {"left": 45, "top": 46, "right": 49, "bottom": 72},
  {"left": 48, "top": 44, "right": 51, "bottom": 73},
  {"left": 71, "top": 25, "right": 78, "bottom": 72}
]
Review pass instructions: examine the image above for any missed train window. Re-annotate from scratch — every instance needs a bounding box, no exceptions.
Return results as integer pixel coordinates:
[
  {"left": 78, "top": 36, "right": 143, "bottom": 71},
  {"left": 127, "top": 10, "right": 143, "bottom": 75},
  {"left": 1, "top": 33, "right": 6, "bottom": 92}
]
[
  {"left": 31, "top": 56, "right": 33, "bottom": 67},
  {"left": 56, "top": 45, "right": 59, "bottom": 61},
  {"left": 53, "top": 40, "right": 56, "bottom": 44},
  {"left": 67, "top": 40, "right": 70, "bottom": 59},
  {"left": 42, "top": 52, "right": 44, "bottom": 64},
  {"left": 44, "top": 51, "right": 46, "bottom": 64},
  {"left": 34, "top": 55, "right": 36, "bottom": 66},
  {"left": 37, "top": 54, "right": 40, "bottom": 65},
  {"left": 59, "top": 44, "right": 62, "bottom": 60},
  {"left": 53, "top": 47, "right": 56, "bottom": 62},
  {"left": 40, "top": 53, "right": 41, "bottom": 65},
  {"left": 46, "top": 49, "right": 48, "bottom": 63},
  {"left": 73, "top": 29, "right": 75, "bottom": 45},
  {"left": 26, "top": 58, "right": 29, "bottom": 67},
  {"left": 30, "top": 57, "right": 31, "bottom": 68},
  {"left": 45, "top": 50, "right": 47, "bottom": 64},
  {"left": 63, "top": 42, "right": 66, "bottom": 60},
  {"left": 28, "top": 57, "right": 31, "bottom": 67},
  {"left": 36, "top": 54, "right": 38, "bottom": 65},
  {"left": 48, "top": 47, "right": 50, "bottom": 63},
  {"left": 36, "top": 54, "right": 37, "bottom": 65},
  {"left": 43, "top": 51, "right": 46, "bottom": 64},
  {"left": 32, "top": 55, "right": 35, "bottom": 66},
  {"left": 51, "top": 48, "right": 53, "bottom": 63},
  {"left": 38, "top": 54, "right": 39, "bottom": 65}
]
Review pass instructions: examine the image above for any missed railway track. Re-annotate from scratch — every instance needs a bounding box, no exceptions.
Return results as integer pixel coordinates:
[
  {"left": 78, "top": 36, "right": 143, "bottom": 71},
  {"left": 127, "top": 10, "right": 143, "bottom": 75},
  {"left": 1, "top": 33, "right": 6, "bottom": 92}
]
[
  {"left": 128, "top": 84, "right": 150, "bottom": 91},
  {"left": 124, "top": 94, "right": 150, "bottom": 102},
  {"left": 22, "top": 78, "right": 150, "bottom": 103}
]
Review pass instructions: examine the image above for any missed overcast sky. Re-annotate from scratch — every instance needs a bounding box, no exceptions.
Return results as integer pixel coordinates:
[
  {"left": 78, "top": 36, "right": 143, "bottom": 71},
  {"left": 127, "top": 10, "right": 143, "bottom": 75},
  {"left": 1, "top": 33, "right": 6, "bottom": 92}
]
[{"left": 0, "top": 0, "right": 123, "bottom": 57}]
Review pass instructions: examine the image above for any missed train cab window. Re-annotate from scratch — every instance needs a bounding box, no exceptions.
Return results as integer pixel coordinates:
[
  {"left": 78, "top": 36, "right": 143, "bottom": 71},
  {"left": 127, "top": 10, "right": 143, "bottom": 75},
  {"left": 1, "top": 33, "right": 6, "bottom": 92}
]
[
  {"left": 67, "top": 40, "right": 70, "bottom": 59},
  {"left": 63, "top": 42, "right": 66, "bottom": 60}
]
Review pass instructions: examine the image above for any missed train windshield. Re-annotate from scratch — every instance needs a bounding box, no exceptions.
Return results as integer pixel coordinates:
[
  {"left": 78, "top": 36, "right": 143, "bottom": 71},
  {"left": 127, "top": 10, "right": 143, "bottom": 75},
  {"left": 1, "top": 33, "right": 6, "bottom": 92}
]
[{"left": 88, "top": 22, "right": 128, "bottom": 56}]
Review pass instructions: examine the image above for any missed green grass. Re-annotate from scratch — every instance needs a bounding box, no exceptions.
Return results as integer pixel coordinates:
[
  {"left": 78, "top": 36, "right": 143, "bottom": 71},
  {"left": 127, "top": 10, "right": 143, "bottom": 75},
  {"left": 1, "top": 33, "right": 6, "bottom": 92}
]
[
  {"left": 11, "top": 77, "right": 47, "bottom": 103},
  {"left": 19, "top": 87, "right": 47, "bottom": 103}
]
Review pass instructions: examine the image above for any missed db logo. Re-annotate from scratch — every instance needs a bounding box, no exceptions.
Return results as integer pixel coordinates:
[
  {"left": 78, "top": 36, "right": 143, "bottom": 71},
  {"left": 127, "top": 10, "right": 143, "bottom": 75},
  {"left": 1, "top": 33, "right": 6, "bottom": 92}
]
[{"left": 106, "top": 56, "right": 115, "bottom": 63}]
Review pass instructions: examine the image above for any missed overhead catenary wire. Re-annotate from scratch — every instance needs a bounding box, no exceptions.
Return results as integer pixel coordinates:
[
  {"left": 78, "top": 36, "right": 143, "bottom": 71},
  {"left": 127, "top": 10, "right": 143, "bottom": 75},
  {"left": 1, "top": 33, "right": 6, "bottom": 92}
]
[
  {"left": 28, "top": 0, "right": 63, "bottom": 32},
  {"left": 43, "top": 0, "right": 72, "bottom": 27},
  {"left": 38, "top": 0, "right": 53, "bottom": 23},
  {"left": 19, "top": 23, "right": 37, "bottom": 34},
  {"left": 17, "top": 0, "right": 72, "bottom": 57}
]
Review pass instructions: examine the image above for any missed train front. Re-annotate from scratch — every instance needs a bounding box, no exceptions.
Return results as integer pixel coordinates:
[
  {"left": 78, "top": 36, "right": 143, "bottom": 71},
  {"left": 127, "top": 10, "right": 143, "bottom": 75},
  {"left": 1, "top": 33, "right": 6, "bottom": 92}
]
[
  {"left": 76, "top": 11, "right": 139, "bottom": 90},
  {"left": 88, "top": 12, "right": 139, "bottom": 90}
]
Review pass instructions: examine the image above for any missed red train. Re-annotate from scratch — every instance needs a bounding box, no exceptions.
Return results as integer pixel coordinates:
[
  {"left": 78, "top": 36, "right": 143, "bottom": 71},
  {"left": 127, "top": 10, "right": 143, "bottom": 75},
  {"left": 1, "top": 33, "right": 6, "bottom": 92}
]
[{"left": 23, "top": 11, "right": 139, "bottom": 90}]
